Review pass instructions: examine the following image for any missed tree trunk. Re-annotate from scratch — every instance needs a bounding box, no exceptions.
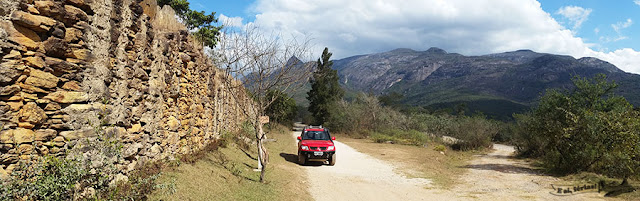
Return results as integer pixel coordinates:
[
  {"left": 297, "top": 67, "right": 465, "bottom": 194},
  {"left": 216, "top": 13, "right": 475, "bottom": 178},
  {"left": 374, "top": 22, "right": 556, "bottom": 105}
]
[{"left": 257, "top": 120, "right": 269, "bottom": 183}]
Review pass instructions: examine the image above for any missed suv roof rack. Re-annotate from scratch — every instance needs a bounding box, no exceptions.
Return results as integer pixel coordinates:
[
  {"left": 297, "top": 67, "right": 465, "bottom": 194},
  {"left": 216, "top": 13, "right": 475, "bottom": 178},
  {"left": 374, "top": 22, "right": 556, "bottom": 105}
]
[{"left": 307, "top": 125, "right": 323, "bottom": 129}]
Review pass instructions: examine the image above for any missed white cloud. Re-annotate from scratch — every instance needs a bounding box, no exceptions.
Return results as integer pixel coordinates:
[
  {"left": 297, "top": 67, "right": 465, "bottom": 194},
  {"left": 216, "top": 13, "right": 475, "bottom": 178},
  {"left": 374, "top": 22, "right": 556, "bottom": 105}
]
[
  {"left": 219, "top": 14, "right": 244, "bottom": 28},
  {"left": 556, "top": 6, "right": 592, "bottom": 31},
  {"left": 603, "top": 19, "right": 634, "bottom": 43},
  {"left": 594, "top": 28, "right": 600, "bottom": 35},
  {"left": 248, "top": 0, "right": 640, "bottom": 74},
  {"left": 612, "top": 18, "right": 633, "bottom": 34},
  {"left": 635, "top": 0, "right": 640, "bottom": 6}
]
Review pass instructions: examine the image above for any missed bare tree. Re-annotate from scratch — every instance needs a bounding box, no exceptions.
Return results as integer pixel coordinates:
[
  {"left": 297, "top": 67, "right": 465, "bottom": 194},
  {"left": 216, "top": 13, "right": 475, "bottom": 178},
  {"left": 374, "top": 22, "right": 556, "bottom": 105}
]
[{"left": 210, "top": 24, "right": 313, "bottom": 182}]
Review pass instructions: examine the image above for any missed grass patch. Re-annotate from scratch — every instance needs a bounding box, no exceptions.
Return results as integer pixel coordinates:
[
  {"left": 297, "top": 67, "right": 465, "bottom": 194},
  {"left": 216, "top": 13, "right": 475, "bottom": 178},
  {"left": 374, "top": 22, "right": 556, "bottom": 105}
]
[
  {"left": 150, "top": 124, "right": 310, "bottom": 200},
  {"left": 370, "top": 129, "right": 429, "bottom": 146},
  {"left": 337, "top": 135, "right": 477, "bottom": 188}
]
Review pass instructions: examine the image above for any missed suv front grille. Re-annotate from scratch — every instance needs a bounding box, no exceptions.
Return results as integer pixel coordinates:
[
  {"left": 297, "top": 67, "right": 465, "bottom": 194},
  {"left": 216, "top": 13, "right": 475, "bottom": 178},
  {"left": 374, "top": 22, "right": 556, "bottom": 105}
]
[{"left": 309, "top": 147, "right": 327, "bottom": 151}]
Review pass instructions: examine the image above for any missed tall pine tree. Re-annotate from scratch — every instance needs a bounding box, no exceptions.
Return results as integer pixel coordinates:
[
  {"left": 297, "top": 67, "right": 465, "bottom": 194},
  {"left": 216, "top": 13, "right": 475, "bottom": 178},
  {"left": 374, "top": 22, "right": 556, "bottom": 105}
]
[{"left": 308, "top": 47, "right": 344, "bottom": 125}]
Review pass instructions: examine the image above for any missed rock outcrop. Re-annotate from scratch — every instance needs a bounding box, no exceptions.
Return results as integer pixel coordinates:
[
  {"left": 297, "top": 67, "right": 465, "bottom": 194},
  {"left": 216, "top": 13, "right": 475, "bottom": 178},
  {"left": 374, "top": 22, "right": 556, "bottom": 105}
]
[{"left": 0, "top": 0, "right": 252, "bottom": 176}]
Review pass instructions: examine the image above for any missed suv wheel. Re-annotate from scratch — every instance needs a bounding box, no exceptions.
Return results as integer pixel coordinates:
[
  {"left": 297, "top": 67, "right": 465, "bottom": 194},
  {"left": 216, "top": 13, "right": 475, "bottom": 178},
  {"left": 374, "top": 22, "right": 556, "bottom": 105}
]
[
  {"left": 329, "top": 154, "right": 336, "bottom": 166},
  {"left": 298, "top": 152, "right": 306, "bottom": 165}
]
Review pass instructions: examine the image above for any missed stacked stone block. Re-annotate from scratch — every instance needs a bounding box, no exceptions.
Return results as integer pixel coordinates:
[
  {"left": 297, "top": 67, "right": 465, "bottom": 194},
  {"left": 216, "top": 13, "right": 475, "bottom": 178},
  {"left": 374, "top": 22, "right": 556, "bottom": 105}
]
[{"left": 0, "top": 0, "right": 251, "bottom": 177}]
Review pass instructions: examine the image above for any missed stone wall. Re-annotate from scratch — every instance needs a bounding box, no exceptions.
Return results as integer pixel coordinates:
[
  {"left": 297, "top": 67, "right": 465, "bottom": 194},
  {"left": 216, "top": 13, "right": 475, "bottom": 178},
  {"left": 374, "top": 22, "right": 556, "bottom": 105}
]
[{"left": 0, "top": 0, "right": 252, "bottom": 176}]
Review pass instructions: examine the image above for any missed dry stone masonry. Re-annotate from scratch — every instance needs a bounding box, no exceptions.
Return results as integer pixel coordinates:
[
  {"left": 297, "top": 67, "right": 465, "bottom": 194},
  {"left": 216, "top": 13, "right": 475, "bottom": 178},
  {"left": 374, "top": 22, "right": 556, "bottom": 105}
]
[{"left": 0, "top": 0, "right": 252, "bottom": 177}]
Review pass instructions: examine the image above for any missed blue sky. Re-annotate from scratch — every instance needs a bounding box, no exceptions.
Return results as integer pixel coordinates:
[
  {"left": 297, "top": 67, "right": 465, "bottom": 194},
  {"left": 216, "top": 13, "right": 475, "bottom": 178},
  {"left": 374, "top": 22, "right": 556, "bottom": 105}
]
[
  {"left": 539, "top": 0, "right": 639, "bottom": 52},
  {"left": 188, "top": 0, "right": 640, "bottom": 74}
]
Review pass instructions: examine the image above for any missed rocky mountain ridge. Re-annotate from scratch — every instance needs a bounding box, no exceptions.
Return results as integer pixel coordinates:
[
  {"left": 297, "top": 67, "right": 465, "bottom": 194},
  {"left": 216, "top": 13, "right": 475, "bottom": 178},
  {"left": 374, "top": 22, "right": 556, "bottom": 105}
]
[{"left": 333, "top": 48, "right": 640, "bottom": 119}]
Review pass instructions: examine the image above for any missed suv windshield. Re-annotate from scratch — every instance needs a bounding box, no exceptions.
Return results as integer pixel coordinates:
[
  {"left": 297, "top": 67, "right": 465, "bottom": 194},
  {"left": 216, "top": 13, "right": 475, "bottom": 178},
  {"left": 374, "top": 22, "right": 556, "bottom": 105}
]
[{"left": 302, "top": 131, "right": 331, "bottom": 140}]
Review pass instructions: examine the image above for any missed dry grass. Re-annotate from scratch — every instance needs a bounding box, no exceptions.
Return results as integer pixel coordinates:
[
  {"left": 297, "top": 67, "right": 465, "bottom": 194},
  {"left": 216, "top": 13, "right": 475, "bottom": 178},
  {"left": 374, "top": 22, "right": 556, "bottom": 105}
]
[
  {"left": 149, "top": 124, "right": 310, "bottom": 200},
  {"left": 336, "top": 135, "right": 480, "bottom": 188},
  {"left": 152, "top": 5, "right": 186, "bottom": 32}
]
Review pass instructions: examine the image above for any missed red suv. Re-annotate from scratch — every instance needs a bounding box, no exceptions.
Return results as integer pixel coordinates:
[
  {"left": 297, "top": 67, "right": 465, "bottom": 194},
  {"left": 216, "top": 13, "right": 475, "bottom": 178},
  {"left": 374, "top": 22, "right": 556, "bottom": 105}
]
[{"left": 297, "top": 126, "right": 336, "bottom": 166}]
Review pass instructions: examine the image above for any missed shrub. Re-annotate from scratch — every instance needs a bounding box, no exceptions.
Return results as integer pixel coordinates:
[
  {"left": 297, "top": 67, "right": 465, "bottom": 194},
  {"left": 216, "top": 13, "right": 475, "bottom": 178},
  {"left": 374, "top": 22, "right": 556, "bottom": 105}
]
[
  {"left": 265, "top": 90, "right": 297, "bottom": 124},
  {"left": 324, "top": 93, "right": 500, "bottom": 150},
  {"left": 409, "top": 113, "right": 455, "bottom": 136},
  {"left": 492, "top": 121, "right": 517, "bottom": 144},
  {"left": 370, "top": 129, "right": 429, "bottom": 146},
  {"left": 447, "top": 116, "right": 497, "bottom": 151},
  {"left": 0, "top": 135, "right": 123, "bottom": 200},
  {"left": 433, "top": 145, "right": 447, "bottom": 152},
  {"left": 515, "top": 74, "right": 640, "bottom": 181},
  {"left": 0, "top": 156, "right": 85, "bottom": 200},
  {"left": 370, "top": 132, "right": 396, "bottom": 144},
  {"left": 326, "top": 93, "right": 411, "bottom": 135},
  {"left": 99, "top": 161, "right": 170, "bottom": 200}
]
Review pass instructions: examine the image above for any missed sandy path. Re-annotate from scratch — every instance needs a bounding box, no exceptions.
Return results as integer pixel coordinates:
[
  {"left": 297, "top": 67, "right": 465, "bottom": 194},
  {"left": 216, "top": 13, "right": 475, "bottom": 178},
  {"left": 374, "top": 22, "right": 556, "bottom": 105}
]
[
  {"left": 292, "top": 131, "right": 451, "bottom": 201},
  {"left": 292, "top": 130, "right": 607, "bottom": 201},
  {"left": 451, "top": 144, "right": 604, "bottom": 201}
]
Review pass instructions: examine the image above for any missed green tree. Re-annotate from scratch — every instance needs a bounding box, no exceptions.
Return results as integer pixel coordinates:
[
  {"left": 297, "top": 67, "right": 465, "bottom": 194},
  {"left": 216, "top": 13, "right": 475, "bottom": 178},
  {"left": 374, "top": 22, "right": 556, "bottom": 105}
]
[
  {"left": 515, "top": 74, "right": 640, "bottom": 182},
  {"left": 157, "top": 0, "right": 222, "bottom": 48},
  {"left": 265, "top": 90, "right": 297, "bottom": 124},
  {"left": 378, "top": 92, "right": 404, "bottom": 108},
  {"left": 307, "top": 47, "right": 344, "bottom": 125}
]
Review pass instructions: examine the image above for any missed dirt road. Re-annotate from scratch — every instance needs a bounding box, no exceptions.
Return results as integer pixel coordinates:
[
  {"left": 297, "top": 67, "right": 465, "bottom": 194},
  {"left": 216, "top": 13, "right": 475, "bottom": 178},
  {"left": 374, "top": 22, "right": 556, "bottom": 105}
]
[
  {"left": 292, "top": 131, "right": 607, "bottom": 201},
  {"left": 291, "top": 132, "right": 449, "bottom": 201},
  {"left": 451, "top": 144, "right": 603, "bottom": 200}
]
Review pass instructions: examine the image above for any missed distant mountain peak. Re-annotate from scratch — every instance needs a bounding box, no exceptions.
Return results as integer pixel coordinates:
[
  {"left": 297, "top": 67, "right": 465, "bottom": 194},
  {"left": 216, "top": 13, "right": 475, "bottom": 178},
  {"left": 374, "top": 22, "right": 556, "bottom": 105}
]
[
  {"left": 286, "top": 56, "right": 303, "bottom": 66},
  {"left": 487, "top": 49, "right": 547, "bottom": 63},
  {"left": 425, "top": 47, "right": 447, "bottom": 54},
  {"left": 330, "top": 48, "right": 639, "bottom": 121},
  {"left": 514, "top": 49, "right": 535, "bottom": 53},
  {"left": 389, "top": 48, "right": 416, "bottom": 53}
]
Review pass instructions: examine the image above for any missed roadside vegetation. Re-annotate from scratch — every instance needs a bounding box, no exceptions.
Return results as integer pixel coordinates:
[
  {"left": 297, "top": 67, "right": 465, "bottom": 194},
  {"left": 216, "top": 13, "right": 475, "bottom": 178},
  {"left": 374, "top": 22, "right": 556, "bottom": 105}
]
[
  {"left": 303, "top": 70, "right": 640, "bottom": 197},
  {"left": 322, "top": 93, "right": 498, "bottom": 151},
  {"left": 150, "top": 124, "right": 310, "bottom": 200},
  {"left": 0, "top": 125, "right": 178, "bottom": 200},
  {"left": 303, "top": 49, "right": 496, "bottom": 151},
  {"left": 513, "top": 74, "right": 640, "bottom": 195}
]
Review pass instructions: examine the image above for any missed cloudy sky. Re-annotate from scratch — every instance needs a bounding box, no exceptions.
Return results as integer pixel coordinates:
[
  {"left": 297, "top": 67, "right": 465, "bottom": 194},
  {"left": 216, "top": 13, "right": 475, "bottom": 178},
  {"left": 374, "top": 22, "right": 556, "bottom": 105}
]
[{"left": 192, "top": 0, "right": 640, "bottom": 74}]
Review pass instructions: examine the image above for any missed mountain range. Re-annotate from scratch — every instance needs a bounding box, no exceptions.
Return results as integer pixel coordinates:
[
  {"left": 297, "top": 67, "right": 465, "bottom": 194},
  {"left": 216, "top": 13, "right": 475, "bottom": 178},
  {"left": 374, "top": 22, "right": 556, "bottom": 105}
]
[{"left": 329, "top": 48, "right": 640, "bottom": 120}]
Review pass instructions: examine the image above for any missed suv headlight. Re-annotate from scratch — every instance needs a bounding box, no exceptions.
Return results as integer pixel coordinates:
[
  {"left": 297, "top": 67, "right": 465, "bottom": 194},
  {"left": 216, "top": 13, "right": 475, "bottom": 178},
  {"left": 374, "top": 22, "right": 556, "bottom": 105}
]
[
  {"left": 327, "top": 146, "right": 335, "bottom": 151},
  {"left": 301, "top": 146, "right": 309, "bottom": 151}
]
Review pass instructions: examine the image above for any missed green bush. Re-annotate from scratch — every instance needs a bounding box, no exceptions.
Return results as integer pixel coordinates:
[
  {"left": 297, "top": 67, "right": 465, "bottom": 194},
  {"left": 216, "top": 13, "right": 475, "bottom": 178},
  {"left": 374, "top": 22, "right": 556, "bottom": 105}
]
[
  {"left": 265, "top": 90, "right": 297, "bottom": 124},
  {"left": 0, "top": 128, "right": 163, "bottom": 200},
  {"left": 433, "top": 145, "right": 446, "bottom": 152},
  {"left": 492, "top": 121, "right": 517, "bottom": 144},
  {"left": 325, "top": 93, "right": 411, "bottom": 135},
  {"left": 447, "top": 116, "right": 497, "bottom": 151},
  {"left": 515, "top": 74, "right": 640, "bottom": 181},
  {"left": 409, "top": 113, "right": 455, "bottom": 136},
  {"left": 0, "top": 156, "right": 86, "bottom": 200},
  {"left": 324, "top": 93, "right": 501, "bottom": 150},
  {"left": 0, "top": 136, "right": 123, "bottom": 200},
  {"left": 371, "top": 132, "right": 396, "bottom": 143},
  {"left": 370, "top": 129, "right": 429, "bottom": 146}
]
